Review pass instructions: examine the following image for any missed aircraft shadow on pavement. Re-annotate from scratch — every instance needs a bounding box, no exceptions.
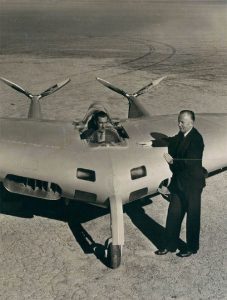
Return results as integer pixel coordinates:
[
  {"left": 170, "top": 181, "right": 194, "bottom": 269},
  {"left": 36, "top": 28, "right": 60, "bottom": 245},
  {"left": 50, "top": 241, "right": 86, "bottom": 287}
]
[
  {"left": 0, "top": 184, "right": 186, "bottom": 265},
  {"left": 0, "top": 183, "right": 110, "bottom": 266}
]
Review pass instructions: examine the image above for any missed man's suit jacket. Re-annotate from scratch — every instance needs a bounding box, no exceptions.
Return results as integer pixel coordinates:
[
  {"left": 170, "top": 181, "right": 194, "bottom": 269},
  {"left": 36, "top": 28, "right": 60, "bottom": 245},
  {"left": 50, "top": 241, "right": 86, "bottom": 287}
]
[
  {"left": 168, "top": 127, "right": 206, "bottom": 193},
  {"left": 152, "top": 127, "right": 206, "bottom": 192}
]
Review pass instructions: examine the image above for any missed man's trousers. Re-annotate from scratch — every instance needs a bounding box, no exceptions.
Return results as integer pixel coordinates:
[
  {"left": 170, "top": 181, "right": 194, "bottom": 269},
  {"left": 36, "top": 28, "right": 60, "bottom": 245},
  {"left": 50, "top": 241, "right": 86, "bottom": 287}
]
[{"left": 165, "top": 187, "right": 203, "bottom": 252}]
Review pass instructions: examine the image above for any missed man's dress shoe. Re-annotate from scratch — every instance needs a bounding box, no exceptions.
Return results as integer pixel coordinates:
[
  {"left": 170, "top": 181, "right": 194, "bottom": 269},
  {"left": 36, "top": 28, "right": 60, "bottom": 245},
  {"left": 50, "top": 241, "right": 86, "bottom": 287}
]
[
  {"left": 155, "top": 249, "right": 169, "bottom": 255},
  {"left": 176, "top": 250, "right": 197, "bottom": 258}
]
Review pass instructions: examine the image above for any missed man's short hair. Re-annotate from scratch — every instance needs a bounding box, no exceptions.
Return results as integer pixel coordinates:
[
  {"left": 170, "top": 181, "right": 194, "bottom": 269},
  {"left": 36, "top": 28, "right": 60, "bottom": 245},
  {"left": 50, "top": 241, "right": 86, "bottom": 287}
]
[{"left": 179, "top": 110, "right": 195, "bottom": 121}]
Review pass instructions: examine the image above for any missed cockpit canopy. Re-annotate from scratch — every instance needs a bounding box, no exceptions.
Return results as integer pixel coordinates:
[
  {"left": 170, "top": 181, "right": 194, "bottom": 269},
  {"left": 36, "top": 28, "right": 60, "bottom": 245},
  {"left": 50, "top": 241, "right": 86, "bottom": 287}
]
[{"left": 81, "top": 102, "right": 110, "bottom": 124}]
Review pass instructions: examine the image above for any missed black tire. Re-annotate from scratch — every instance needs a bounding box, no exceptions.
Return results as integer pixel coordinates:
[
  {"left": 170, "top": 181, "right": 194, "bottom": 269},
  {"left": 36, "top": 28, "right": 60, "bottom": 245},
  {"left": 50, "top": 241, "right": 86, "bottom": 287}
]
[{"left": 107, "top": 243, "right": 121, "bottom": 269}]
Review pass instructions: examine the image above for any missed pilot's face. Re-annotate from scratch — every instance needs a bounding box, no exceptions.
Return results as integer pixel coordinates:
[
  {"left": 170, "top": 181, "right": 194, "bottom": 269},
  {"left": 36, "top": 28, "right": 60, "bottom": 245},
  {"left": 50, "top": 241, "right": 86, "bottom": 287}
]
[
  {"left": 178, "top": 113, "right": 194, "bottom": 133},
  {"left": 97, "top": 116, "right": 108, "bottom": 130}
]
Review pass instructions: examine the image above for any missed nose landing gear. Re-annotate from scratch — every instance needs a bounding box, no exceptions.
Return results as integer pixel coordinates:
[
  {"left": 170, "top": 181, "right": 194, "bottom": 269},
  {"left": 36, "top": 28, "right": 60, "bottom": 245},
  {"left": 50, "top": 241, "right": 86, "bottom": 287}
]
[{"left": 107, "top": 195, "right": 124, "bottom": 269}]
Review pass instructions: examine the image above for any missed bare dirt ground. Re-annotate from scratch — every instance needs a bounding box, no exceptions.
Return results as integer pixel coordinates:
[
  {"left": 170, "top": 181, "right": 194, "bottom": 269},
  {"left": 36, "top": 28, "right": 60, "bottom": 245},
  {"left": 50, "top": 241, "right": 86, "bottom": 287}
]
[{"left": 0, "top": 1, "right": 226, "bottom": 299}]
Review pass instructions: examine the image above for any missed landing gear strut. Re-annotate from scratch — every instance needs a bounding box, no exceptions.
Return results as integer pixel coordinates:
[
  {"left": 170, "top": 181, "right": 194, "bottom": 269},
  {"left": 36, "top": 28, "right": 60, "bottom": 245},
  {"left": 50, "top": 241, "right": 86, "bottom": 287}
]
[{"left": 108, "top": 195, "right": 124, "bottom": 269}]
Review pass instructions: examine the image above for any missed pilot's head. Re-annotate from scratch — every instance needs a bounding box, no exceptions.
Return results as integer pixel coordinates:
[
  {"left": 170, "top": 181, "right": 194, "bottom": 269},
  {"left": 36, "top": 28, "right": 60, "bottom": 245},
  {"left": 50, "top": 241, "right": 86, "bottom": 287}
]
[
  {"left": 178, "top": 110, "right": 195, "bottom": 134},
  {"left": 96, "top": 111, "right": 108, "bottom": 131}
]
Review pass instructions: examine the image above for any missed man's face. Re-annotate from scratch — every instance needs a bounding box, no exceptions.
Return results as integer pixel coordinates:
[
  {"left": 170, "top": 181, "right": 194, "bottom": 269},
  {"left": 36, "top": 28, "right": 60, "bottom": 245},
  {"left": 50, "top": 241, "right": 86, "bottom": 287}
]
[
  {"left": 178, "top": 113, "right": 194, "bottom": 133},
  {"left": 97, "top": 116, "right": 108, "bottom": 130}
]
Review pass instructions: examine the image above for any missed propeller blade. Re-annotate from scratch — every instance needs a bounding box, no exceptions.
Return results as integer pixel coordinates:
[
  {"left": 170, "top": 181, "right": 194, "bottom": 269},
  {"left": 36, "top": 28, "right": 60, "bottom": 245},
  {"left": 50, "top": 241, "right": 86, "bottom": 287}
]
[
  {"left": 96, "top": 77, "right": 130, "bottom": 98},
  {"left": 39, "top": 78, "right": 70, "bottom": 99},
  {"left": 0, "top": 77, "right": 33, "bottom": 99},
  {"left": 152, "top": 76, "right": 167, "bottom": 87},
  {"left": 133, "top": 76, "right": 167, "bottom": 97}
]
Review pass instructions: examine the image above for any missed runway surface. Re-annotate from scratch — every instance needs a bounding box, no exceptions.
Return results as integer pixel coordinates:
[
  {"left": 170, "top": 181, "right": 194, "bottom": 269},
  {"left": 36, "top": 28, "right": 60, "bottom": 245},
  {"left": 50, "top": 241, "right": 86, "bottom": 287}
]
[{"left": 0, "top": 1, "right": 226, "bottom": 299}]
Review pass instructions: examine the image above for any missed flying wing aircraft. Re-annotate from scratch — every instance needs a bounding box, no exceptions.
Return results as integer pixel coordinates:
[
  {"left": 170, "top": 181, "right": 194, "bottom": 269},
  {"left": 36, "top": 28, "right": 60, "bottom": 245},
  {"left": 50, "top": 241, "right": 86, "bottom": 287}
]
[{"left": 0, "top": 76, "right": 226, "bottom": 269}]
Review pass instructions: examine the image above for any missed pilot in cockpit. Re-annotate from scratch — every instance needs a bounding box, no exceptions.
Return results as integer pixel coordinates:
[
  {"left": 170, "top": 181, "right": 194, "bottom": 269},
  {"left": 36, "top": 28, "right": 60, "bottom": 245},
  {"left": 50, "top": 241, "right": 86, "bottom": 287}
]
[{"left": 80, "top": 111, "right": 122, "bottom": 144}]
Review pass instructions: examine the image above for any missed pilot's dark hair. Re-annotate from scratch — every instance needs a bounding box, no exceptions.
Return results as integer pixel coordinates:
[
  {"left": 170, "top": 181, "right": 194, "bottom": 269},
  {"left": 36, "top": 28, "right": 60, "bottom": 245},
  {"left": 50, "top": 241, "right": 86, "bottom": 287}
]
[
  {"left": 95, "top": 111, "right": 108, "bottom": 119},
  {"left": 87, "top": 111, "right": 108, "bottom": 131},
  {"left": 179, "top": 110, "right": 195, "bottom": 121}
]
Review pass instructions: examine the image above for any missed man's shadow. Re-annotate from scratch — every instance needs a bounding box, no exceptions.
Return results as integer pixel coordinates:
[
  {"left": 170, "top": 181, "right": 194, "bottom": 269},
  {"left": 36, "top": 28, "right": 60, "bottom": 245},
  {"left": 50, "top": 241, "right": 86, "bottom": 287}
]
[
  {"left": 0, "top": 184, "right": 186, "bottom": 266},
  {"left": 125, "top": 197, "right": 166, "bottom": 250},
  {"left": 125, "top": 196, "right": 186, "bottom": 252}
]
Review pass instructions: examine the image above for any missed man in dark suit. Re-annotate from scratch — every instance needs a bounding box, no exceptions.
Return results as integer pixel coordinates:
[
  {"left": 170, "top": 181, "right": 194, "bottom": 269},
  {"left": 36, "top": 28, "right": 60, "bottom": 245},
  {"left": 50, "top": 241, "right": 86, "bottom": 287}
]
[{"left": 140, "top": 110, "right": 206, "bottom": 257}]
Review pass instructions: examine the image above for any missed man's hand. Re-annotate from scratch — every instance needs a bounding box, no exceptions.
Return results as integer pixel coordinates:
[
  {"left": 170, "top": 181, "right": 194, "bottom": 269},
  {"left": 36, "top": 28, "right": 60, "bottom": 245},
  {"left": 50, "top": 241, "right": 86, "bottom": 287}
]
[
  {"left": 164, "top": 153, "right": 173, "bottom": 164},
  {"left": 138, "top": 141, "right": 153, "bottom": 147}
]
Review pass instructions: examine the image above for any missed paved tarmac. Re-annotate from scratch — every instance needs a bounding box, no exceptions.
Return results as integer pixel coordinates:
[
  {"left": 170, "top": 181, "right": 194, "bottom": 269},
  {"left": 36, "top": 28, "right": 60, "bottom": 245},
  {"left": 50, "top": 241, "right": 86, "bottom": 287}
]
[{"left": 0, "top": 1, "right": 226, "bottom": 299}]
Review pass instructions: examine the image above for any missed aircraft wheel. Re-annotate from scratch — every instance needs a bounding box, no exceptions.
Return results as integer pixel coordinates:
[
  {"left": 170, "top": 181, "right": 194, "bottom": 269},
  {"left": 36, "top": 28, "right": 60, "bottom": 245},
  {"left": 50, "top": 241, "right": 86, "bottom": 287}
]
[{"left": 107, "top": 243, "right": 121, "bottom": 269}]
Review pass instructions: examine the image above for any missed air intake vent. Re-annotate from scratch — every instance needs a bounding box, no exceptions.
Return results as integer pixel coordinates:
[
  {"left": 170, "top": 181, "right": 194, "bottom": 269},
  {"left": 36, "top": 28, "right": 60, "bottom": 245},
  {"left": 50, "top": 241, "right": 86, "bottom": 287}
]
[
  {"left": 3, "top": 174, "right": 61, "bottom": 200},
  {"left": 77, "top": 168, "right": 96, "bottom": 182},
  {"left": 130, "top": 166, "right": 147, "bottom": 180}
]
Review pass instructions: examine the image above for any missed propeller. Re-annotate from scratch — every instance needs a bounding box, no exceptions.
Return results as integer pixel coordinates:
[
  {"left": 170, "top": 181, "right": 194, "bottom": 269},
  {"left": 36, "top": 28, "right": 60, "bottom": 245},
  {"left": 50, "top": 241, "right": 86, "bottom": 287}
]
[
  {"left": 96, "top": 76, "right": 167, "bottom": 99},
  {"left": 0, "top": 77, "right": 71, "bottom": 100},
  {"left": 0, "top": 77, "right": 33, "bottom": 99},
  {"left": 38, "top": 78, "right": 71, "bottom": 99}
]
